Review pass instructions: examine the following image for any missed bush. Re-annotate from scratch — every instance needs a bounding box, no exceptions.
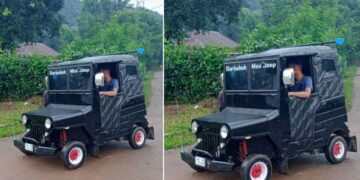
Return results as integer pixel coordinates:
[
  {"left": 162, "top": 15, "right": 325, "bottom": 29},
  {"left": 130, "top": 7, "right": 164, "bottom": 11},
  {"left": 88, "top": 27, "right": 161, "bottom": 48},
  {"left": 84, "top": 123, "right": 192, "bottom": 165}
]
[
  {"left": 0, "top": 54, "right": 51, "bottom": 101},
  {"left": 165, "top": 44, "right": 229, "bottom": 103}
]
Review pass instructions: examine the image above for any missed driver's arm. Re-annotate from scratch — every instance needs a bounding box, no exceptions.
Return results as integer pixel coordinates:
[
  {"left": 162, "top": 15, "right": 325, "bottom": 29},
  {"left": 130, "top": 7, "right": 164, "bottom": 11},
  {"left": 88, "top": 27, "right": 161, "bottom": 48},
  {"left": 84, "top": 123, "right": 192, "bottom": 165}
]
[
  {"left": 288, "top": 88, "right": 311, "bottom": 98},
  {"left": 99, "top": 88, "right": 118, "bottom": 96}
]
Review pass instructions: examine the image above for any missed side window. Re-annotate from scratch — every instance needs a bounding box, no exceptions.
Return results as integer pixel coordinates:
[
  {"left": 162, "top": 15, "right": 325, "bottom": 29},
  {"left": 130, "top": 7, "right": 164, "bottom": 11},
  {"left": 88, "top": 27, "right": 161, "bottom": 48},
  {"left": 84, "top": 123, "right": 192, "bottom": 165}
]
[
  {"left": 321, "top": 59, "right": 336, "bottom": 78},
  {"left": 126, "top": 66, "right": 138, "bottom": 76}
]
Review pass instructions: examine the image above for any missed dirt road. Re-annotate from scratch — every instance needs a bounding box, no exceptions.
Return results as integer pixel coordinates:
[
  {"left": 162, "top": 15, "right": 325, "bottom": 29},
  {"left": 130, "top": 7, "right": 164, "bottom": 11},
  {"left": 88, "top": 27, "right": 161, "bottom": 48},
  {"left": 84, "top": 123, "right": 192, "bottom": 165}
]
[
  {"left": 0, "top": 71, "right": 163, "bottom": 180},
  {"left": 165, "top": 68, "right": 360, "bottom": 180}
]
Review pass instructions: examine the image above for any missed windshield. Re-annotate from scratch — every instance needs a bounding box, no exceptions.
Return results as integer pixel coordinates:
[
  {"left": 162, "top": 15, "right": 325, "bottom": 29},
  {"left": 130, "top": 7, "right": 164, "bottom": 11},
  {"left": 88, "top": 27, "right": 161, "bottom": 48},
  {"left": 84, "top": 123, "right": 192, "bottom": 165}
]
[
  {"left": 49, "top": 66, "right": 91, "bottom": 91},
  {"left": 225, "top": 60, "right": 278, "bottom": 91}
]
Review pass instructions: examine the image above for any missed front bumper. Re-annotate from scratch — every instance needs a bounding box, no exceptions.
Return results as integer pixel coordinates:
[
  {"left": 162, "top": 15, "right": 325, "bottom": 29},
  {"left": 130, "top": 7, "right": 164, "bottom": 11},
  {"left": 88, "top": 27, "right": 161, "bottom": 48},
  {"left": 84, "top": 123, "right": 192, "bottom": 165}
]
[
  {"left": 180, "top": 149, "right": 235, "bottom": 172},
  {"left": 13, "top": 137, "right": 57, "bottom": 156}
]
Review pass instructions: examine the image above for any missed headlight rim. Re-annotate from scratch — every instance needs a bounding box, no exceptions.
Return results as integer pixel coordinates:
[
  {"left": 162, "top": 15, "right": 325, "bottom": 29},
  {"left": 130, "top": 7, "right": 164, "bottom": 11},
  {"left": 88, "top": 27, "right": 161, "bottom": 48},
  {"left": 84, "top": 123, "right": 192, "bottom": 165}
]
[
  {"left": 22, "top": 115, "right": 28, "bottom": 125},
  {"left": 44, "top": 118, "right": 52, "bottom": 129},
  {"left": 220, "top": 125, "right": 229, "bottom": 139},
  {"left": 191, "top": 121, "right": 199, "bottom": 134}
]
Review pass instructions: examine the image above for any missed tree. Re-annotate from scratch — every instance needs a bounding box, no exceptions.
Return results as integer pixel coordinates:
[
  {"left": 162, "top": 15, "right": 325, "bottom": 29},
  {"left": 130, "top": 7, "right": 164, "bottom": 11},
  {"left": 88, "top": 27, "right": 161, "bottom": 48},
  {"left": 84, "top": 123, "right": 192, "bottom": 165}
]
[
  {"left": 61, "top": 8, "right": 163, "bottom": 67},
  {"left": 165, "top": 0, "right": 243, "bottom": 41},
  {"left": 0, "top": 0, "right": 64, "bottom": 51}
]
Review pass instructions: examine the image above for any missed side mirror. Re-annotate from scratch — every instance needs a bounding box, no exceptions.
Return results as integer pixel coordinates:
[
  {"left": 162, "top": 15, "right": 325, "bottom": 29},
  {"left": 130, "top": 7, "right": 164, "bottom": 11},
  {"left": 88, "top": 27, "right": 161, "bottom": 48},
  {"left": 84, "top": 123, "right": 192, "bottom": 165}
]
[
  {"left": 220, "top": 73, "right": 224, "bottom": 88},
  {"left": 45, "top": 76, "right": 48, "bottom": 89},
  {"left": 283, "top": 68, "right": 294, "bottom": 86},
  {"left": 95, "top": 72, "right": 104, "bottom": 87}
]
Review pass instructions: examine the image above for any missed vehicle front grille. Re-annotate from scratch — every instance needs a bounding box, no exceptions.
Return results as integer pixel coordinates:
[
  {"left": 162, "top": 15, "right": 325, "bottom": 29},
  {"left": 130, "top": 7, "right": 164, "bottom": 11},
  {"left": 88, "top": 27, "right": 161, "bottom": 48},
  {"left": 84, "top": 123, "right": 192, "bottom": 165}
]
[
  {"left": 26, "top": 122, "right": 45, "bottom": 143},
  {"left": 199, "top": 128, "right": 220, "bottom": 157}
]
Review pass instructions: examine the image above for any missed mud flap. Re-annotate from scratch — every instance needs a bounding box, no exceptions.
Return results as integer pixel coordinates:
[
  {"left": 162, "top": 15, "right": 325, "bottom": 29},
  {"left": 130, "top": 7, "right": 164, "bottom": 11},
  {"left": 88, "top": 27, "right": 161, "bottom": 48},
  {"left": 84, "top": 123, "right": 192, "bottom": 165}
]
[
  {"left": 348, "top": 136, "right": 357, "bottom": 152},
  {"left": 147, "top": 127, "right": 155, "bottom": 140}
]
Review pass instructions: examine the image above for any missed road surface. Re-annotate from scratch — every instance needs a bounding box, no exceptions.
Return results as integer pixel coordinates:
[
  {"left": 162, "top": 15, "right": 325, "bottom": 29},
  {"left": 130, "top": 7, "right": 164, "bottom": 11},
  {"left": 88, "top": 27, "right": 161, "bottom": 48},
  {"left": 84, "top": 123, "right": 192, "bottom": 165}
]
[
  {"left": 0, "top": 71, "right": 163, "bottom": 180},
  {"left": 165, "top": 68, "right": 360, "bottom": 180}
]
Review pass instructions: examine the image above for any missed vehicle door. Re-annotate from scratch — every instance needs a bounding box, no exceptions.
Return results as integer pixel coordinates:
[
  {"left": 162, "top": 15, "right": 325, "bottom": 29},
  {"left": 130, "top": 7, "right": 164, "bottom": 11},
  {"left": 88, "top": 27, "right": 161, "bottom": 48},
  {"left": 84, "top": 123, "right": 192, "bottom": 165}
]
[
  {"left": 288, "top": 93, "right": 319, "bottom": 154},
  {"left": 117, "top": 63, "right": 146, "bottom": 133},
  {"left": 99, "top": 63, "right": 126, "bottom": 137}
]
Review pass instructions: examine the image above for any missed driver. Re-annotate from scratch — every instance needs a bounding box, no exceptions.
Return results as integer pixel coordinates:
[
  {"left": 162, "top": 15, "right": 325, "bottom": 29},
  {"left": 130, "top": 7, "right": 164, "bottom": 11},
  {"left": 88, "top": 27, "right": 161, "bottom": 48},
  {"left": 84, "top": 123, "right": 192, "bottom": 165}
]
[
  {"left": 288, "top": 62, "right": 312, "bottom": 99},
  {"left": 99, "top": 68, "right": 119, "bottom": 97}
]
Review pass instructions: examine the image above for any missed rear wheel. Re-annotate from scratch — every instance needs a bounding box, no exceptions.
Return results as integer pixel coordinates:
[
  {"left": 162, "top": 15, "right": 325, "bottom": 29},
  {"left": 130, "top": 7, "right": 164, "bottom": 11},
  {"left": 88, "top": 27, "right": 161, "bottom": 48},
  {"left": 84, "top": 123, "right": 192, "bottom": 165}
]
[
  {"left": 61, "top": 141, "right": 87, "bottom": 169},
  {"left": 129, "top": 126, "right": 147, "bottom": 149},
  {"left": 238, "top": 154, "right": 272, "bottom": 180},
  {"left": 325, "top": 135, "right": 347, "bottom": 164}
]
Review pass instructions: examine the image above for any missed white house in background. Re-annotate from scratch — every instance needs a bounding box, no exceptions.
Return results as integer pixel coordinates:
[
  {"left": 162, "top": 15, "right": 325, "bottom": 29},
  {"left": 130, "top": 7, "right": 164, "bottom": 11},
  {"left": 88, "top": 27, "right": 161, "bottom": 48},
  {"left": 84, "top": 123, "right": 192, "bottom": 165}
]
[
  {"left": 183, "top": 31, "right": 239, "bottom": 48},
  {"left": 16, "top": 43, "right": 59, "bottom": 56}
]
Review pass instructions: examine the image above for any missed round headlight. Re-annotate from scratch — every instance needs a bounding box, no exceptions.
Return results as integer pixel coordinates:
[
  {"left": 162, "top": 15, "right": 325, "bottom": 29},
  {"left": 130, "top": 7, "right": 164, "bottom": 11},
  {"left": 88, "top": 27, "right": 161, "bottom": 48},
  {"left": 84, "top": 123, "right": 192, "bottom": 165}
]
[
  {"left": 220, "top": 125, "right": 229, "bottom": 139},
  {"left": 191, "top": 121, "right": 198, "bottom": 134},
  {"left": 45, "top": 118, "right": 52, "bottom": 129},
  {"left": 22, "top": 115, "right": 28, "bottom": 125}
]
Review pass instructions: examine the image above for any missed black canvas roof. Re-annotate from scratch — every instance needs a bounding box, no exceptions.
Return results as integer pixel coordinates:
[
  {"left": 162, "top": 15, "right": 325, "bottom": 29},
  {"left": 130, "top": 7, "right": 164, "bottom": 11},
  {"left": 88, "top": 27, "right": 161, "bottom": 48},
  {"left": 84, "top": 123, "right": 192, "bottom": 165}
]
[
  {"left": 49, "top": 54, "right": 138, "bottom": 68},
  {"left": 226, "top": 45, "right": 336, "bottom": 62}
]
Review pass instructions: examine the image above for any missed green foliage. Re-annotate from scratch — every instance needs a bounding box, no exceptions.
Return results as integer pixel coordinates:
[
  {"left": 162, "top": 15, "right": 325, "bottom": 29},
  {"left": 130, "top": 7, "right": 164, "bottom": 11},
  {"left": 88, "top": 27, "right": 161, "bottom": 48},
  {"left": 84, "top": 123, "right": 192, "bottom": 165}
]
[
  {"left": 165, "top": 0, "right": 243, "bottom": 41},
  {"left": 0, "top": 54, "right": 51, "bottom": 101},
  {"left": 165, "top": 44, "right": 229, "bottom": 103},
  {"left": 237, "top": 0, "right": 360, "bottom": 62},
  {"left": 0, "top": 0, "right": 64, "bottom": 51},
  {"left": 164, "top": 99, "right": 218, "bottom": 149},
  {"left": 60, "top": 8, "right": 162, "bottom": 67},
  {"left": 343, "top": 66, "right": 358, "bottom": 110}
]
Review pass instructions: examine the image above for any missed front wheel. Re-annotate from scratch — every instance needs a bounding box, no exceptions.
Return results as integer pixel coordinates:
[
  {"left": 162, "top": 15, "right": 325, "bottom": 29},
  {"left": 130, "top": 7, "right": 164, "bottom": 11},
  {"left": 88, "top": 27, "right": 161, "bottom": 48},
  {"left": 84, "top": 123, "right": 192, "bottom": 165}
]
[
  {"left": 238, "top": 154, "right": 272, "bottom": 180},
  {"left": 61, "top": 141, "right": 87, "bottom": 169},
  {"left": 129, "top": 126, "right": 147, "bottom": 149},
  {"left": 325, "top": 135, "right": 348, "bottom": 164}
]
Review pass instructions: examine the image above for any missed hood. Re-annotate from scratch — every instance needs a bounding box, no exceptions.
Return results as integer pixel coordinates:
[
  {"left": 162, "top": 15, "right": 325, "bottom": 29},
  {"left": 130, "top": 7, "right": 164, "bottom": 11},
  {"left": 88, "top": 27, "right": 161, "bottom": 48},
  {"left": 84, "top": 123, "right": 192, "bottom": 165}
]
[
  {"left": 25, "top": 104, "right": 92, "bottom": 122},
  {"left": 195, "top": 107, "right": 279, "bottom": 129}
]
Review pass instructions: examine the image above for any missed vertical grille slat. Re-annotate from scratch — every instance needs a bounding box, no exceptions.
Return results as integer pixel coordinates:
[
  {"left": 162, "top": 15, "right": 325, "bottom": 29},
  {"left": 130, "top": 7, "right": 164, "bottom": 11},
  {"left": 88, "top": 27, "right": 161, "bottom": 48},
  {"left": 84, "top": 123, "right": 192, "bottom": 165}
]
[
  {"left": 26, "top": 121, "right": 45, "bottom": 144},
  {"left": 200, "top": 127, "right": 220, "bottom": 157}
]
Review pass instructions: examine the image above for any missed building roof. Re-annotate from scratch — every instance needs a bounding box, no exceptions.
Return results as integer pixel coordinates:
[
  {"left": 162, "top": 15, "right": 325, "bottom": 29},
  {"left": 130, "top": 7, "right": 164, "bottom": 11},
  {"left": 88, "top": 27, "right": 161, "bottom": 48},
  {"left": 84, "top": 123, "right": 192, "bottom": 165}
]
[
  {"left": 49, "top": 54, "right": 138, "bottom": 68},
  {"left": 226, "top": 45, "right": 336, "bottom": 62},
  {"left": 16, "top": 43, "right": 60, "bottom": 56},
  {"left": 183, "top": 31, "right": 239, "bottom": 48}
]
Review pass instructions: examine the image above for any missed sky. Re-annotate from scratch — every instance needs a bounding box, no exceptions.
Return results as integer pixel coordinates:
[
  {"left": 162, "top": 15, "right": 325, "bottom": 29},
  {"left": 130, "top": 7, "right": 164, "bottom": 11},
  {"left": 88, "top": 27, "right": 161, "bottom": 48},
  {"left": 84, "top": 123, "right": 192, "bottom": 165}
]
[{"left": 129, "top": 0, "right": 164, "bottom": 15}]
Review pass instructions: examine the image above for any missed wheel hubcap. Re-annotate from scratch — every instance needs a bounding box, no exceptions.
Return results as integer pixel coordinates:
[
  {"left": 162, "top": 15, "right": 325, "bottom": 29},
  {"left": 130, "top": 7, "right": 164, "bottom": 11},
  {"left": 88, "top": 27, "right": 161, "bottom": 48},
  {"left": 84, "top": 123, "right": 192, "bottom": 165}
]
[
  {"left": 135, "top": 131, "right": 145, "bottom": 145},
  {"left": 250, "top": 162, "right": 268, "bottom": 180},
  {"left": 333, "top": 141, "right": 345, "bottom": 159},
  {"left": 69, "top": 147, "right": 83, "bottom": 165}
]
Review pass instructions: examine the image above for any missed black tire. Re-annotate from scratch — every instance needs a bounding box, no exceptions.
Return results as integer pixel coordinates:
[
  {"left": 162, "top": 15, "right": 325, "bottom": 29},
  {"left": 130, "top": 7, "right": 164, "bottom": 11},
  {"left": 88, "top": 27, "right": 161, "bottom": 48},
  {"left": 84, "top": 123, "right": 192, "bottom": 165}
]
[
  {"left": 61, "top": 141, "right": 87, "bottom": 169},
  {"left": 325, "top": 135, "right": 348, "bottom": 164},
  {"left": 129, "top": 126, "right": 147, "bottom": 149},
  {"left": 237, "top": 154, "right": 272, "bottom": 180}
]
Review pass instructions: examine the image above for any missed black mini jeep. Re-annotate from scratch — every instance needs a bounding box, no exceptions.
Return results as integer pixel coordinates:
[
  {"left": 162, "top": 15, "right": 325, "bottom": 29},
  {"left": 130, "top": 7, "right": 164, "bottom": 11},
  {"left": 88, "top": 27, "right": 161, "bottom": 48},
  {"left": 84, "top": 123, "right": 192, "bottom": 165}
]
[
  {"left": 181, "top": 44, "right": 357, "bottom": 180},
  {"left": 13, "top": 54, "right": 154, "bottom": 169}
]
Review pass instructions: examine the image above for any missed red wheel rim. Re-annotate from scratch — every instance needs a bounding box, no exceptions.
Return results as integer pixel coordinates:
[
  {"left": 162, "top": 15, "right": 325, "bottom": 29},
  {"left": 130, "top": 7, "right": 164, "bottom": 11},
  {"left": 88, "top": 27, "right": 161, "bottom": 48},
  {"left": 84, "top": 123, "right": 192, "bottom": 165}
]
[
  {"left": 333, "top": 141, "right": 344, "bottom": 159},
  {"left": 68, "top": 147, "right": 83, "bottom": 165},
  {"left": 135, "top": 131, "right": 145, "bottom": 145},
  {"left": 250, "top": 162, "right": 268, "bottom": 180},
  {"left": 70, "top": 149, "right": 79, "bottom": 161},
  {"left": 251, "top": 164, "right": 262, "bottom": 178}
]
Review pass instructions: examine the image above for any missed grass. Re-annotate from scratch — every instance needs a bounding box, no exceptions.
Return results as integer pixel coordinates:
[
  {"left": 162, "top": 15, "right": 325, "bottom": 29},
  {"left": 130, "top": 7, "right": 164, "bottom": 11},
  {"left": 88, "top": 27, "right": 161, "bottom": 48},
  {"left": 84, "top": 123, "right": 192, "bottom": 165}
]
[
  {"left": 164, "top": 66, "right": 359, "bottom": 150},
  {"left": 164, "top": 98, "right": 218, "bottom": 150},
  {"left": 0, "top": 97, "right": 42, "bottom": 138},
  {"left": 342, "top": 66, "right": 358, "bottom": 110},
  {"left": 143, "top": 70, "right": 155, "bottom": 107}
]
